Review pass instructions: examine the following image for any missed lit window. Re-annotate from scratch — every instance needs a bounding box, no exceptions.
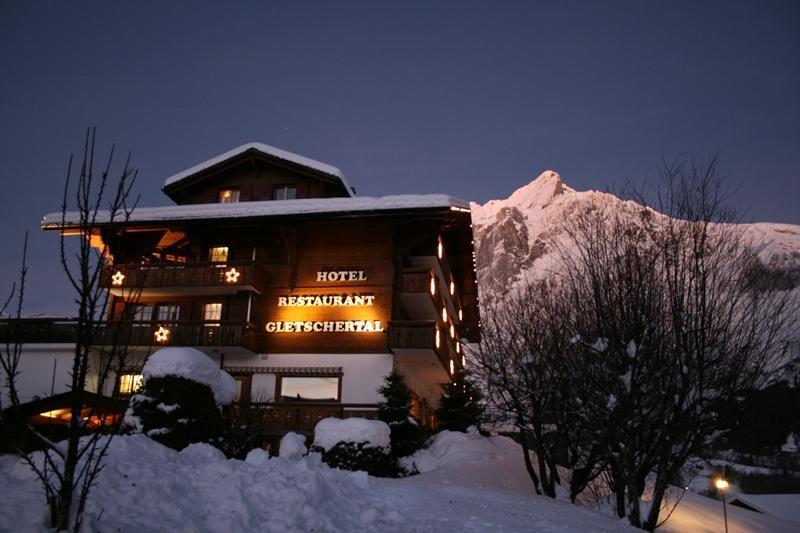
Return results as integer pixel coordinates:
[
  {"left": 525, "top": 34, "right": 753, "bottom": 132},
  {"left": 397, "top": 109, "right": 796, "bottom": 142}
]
[
  {"left": 119, "top": 374, "right": 143, "bottom": 395},
  {"left": 218, "top": 189, "right": 240, "bottom": 203},
  {"left": 280, "top": 377, "right": 339, "bottom": 402},
  {"left": 273, "top": 185, "right": 297, "bottom": 201},
  {"left": 157, "top": 304, "right": 180, "bottom": 322},
  {"left": 203, "top": 303, "right": 222, "bottom": 323},
  {"left": 208, "top": 246, "right": 229, "bottom": 263}
]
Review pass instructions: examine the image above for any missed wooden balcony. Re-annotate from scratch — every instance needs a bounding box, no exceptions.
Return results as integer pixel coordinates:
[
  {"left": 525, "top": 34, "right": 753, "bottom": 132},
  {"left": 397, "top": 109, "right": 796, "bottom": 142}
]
[
  {"left": 0, "top": 318, "right": 262, "bottom": 354},
  {"left": 97, "top": 320, "right": 263, "bottom": 353},
  {"left": 399, "top": 268, "right": 442, "bottom": 321},
  {"left": 388, "top": 320, "right": 455, "bottom": 381},
  {"left": 240, "top": 403, "right": 377, "bottom": 434},
  {"left": 101, "top": 261, "right": 267, "bottom": 296}
]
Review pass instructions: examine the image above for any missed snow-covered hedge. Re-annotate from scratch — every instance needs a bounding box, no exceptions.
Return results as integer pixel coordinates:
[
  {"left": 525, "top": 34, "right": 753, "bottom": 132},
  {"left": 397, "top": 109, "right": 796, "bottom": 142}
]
[
  {"left": 141, "top": 347, "right": 236, "bottom": 404},
  {"left": 311, "top": 417, "right": 396, "bottom": 477},
  {"left": 312, "top": 417, "right": 391, "bottom": 452},
  {"left": 125, "top": 348, "right": 235, "bottom": 451}
]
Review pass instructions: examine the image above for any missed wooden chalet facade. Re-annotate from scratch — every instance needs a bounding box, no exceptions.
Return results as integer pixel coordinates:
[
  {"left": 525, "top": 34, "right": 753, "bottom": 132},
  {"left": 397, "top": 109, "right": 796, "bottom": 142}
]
[{"left": 27, "top": 143, "right": 480, "bottom": 437}]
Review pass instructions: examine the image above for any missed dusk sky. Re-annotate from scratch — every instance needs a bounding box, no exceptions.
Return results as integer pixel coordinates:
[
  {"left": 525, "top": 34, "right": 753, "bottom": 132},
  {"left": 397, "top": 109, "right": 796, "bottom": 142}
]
[{"left": 1, "top": 1, "right": 798, "bottom": 314}]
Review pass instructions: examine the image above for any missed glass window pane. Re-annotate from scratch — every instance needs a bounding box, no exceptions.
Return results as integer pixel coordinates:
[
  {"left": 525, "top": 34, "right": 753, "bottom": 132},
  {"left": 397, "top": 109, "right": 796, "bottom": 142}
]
[
  {"left": 280, "top": 377, "right": 339, "bottom": 402},
  {"left": 203, "top": 303, "right": 222, "bottom": 321},
  {"left": 285, "top": 186, "right": 296, "bottom": 200},
  {"left": 157, "top": 304, "right": 180, "bottom": 321},
  {"left": 119, "top": 374, "right": 143, "bottom": 395},
  {"left": 218, "top": 189, "right": 239, "bottom": 203},
  {"left": 208, "top": 246, "right": 229, "bottom": 263}
]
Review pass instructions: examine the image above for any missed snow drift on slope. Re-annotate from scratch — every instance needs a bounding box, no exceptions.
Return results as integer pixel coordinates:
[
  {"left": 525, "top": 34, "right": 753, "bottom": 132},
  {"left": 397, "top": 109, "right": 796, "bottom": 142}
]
[{"left": 0, "top": 434, "right": 403, "bottom": 533}]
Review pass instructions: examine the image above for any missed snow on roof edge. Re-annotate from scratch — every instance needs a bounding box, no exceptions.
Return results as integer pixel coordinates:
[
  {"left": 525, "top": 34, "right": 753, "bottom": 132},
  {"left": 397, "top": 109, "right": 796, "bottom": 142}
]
[
  {"left": 162, "top": 142, "right": 355, "bottom": 197},
  {"left": 42, "top": 194, "right": 471, "bottom": 228}
]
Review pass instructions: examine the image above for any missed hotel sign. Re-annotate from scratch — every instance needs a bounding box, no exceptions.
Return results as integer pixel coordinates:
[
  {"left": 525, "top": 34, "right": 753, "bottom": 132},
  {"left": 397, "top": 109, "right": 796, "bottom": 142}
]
[{"left": 266, "top": 269, "right": 385, "bottom": 334}]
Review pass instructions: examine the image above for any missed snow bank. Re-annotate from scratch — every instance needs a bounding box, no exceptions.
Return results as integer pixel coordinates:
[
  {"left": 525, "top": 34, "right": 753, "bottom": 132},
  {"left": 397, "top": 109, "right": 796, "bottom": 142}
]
[
  {"left": 0, "top": 434, "right": 402, "bottom": 532},
  {"left": 142, "top": 347, "right": 236, "bottom": 404},
  {"left": 401, "top": 426, "right": 509, "bottom": 473},
  {"left": 313, "top": 417, "right": 391, "bottom": 452},
  {"left": 280, "top": 432, "right": 307, "bottom": 459}
]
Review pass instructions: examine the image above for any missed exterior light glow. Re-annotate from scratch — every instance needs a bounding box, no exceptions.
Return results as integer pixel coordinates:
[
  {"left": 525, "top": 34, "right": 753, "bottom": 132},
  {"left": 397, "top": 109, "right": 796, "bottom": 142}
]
[
  {"left": 461, "top": 355, "right": 466, "bottom": 367},
  {"left": 435, "top": 327, "right": 441, "bottom": 349},
  {"left": 154, "top": 326, "right": 171, "bottom": 343},
  {"left": 450, "top": 324, "right": 455, "bottom": 338},
  {"left": 442, "top": 307, "right": 447, "bottom": 322},
  {"left": 225, "top": 267, "right": 241, "bottom": 283},
  {"left": 111, "top": 270, "right": 125, "bottom": 286},
  {"left": 456, "top": 341, "right": 460, "bottom": 353},
  {"left": 458, "top": 308, "right": 463, "bottom": 321},
  {"left": 437, "top": 238, "right": 444, "bottom": 259},
  {"left": 449, "top": 359, "right": 455, "bottom": 375},
  {"left": 714, "top": 478, "right": 730, "bottom": 492},
  {"left": 429, "top": 276, "right": 436, "bottom": 295},
  {"left": 449, "top": 280, "right": 455, "bottom": 295}
]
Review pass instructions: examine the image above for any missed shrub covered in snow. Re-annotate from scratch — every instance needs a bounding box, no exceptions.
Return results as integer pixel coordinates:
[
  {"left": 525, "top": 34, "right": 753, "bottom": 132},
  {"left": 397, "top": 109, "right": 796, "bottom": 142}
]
[
  {"left": 125, "top": 348, "right": 236, "bottom": 451},
  {"left": 311, "top": 417, "right": 396, "bottom": 477},
  {"left": 376, "top": 370, "right": 428, "bottom": 458},
  {"left": 140, "top": 347, "right": 237, "bottom": 404}
]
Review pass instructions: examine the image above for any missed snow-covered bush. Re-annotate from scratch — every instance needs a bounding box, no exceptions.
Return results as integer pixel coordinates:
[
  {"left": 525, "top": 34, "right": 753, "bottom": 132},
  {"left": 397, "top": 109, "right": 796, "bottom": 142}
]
[
  {"left": 279, "top": 432, "right": 307, "bottom": 459},
  {"left": 311, "top": 417, "right": 396, "bottom": 477},
  {"left": 125, "top": 347, "right": 236, "bottom": 451}
]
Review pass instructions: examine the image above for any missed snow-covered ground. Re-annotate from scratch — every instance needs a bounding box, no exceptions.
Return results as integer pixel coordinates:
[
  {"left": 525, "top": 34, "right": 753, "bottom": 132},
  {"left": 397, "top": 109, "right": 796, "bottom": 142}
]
[{"left": 1, "top": 430, "right": 796, "bottom": 532}]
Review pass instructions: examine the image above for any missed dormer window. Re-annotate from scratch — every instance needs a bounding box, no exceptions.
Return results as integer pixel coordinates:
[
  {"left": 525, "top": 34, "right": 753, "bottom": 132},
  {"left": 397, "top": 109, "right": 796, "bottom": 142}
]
[
  {"left": 273, "top": 185, "right": 297, "bottom": 201},
  {"left": 218, "top": 189, "right": 240, "bottom": 203}
]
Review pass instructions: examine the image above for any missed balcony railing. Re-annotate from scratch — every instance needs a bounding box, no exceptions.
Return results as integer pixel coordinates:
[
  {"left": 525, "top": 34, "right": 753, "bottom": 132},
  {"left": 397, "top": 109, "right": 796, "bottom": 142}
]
[
  {"left": 0, "top": 318, "right": 262, "bottom": 353},
  {"left": 101, "top": 261, "right": 267, "bottom": 293},
  {"left": 388, "top": 320, "right": 454, "bottom": 372},
  {"left": 239, "top": 402, "right": 377, "bottom": 433}
]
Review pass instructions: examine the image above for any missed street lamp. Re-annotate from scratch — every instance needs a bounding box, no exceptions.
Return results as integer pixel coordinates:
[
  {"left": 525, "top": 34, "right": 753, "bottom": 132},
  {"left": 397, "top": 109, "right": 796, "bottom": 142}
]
[{"left": 714, "top": 477, "right": 730, "bottom": 533}]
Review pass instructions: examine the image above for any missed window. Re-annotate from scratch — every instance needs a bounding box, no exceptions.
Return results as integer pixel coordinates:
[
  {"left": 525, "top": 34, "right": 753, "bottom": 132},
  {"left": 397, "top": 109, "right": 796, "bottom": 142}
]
[
  {"left": 157, "top": 304, "right": 180, "bottom": 322},
  {"left": 208, "top": 246, "right": 229, "bottom": 263},
  {"left": 119, "top": 374, "right": 143, "bottom": 395},
  {"left": 273, "top": 185, "right": 297, "bottom": 201},
  {"left": 203, "top": 303, "right": 222, "bottom": 322},
  {"left": 131, "top": 304, "right": 153, "bottom": 323},
  {"left": 279, "top": 377, "right": 340, "bottom": 402},
  {"left": 218, "top": 189, "right": 240, "bottom": 203}
]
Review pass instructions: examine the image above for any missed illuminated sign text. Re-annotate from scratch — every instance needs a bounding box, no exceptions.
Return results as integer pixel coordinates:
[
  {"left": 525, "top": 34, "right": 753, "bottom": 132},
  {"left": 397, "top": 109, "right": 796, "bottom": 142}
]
[
  {"left": 277, "top": 294, "right": 375, "bottom": 307},
  {"left": 266, "top": 320, "right": 385, "bottom": 333}
]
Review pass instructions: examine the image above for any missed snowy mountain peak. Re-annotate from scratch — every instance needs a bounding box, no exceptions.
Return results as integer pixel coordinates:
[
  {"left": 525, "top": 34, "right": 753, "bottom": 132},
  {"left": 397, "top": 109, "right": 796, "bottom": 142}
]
[{"left": 506, "top": 170, "right": 570, "bottom": 207}]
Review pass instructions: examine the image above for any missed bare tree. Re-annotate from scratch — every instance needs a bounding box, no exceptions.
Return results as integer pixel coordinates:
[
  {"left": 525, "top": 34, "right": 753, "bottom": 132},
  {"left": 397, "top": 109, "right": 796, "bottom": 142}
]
[
  {"left": 0, "top": 128, "right": 141, "bottom": 531},
  {"left": 475, "top": 156, "right": 797, "bottom": 530}
]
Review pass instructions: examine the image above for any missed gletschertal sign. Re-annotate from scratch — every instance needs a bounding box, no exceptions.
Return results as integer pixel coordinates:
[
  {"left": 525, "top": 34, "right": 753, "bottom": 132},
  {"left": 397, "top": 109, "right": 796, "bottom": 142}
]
[{"left": 266, "top": 269, "right": 385, "bottom": 334}]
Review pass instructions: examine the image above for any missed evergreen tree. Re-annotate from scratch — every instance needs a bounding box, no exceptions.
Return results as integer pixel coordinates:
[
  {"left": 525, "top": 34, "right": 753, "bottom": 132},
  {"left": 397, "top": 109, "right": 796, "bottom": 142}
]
[
  {"left": 376, "top": 370, "right": 426, "bottom": 458},
  {"left": 436, "top": 370, "right": 484, "bottom": 432}
]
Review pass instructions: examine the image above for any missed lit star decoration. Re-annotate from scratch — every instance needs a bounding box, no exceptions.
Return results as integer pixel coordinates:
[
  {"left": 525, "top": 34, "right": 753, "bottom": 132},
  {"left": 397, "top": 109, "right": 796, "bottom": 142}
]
[
  {"left": 225, "top": 267, "right": 241, "bottom": 283},
  {"left": 111, "top": 270, "right": 125, "bottom": 286},
  {"left": 154, "top": 326, "right": 170, "bottom": 343}
]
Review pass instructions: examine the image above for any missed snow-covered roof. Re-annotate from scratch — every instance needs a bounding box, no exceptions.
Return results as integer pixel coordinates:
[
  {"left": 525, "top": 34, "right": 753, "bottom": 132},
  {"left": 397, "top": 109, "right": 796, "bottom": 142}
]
[
  {"left": 162, "top": 142, "right": 356, "bottom": 197},
  {"left": 42, "top": 194, "right": 469, "bottom": 228}
]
